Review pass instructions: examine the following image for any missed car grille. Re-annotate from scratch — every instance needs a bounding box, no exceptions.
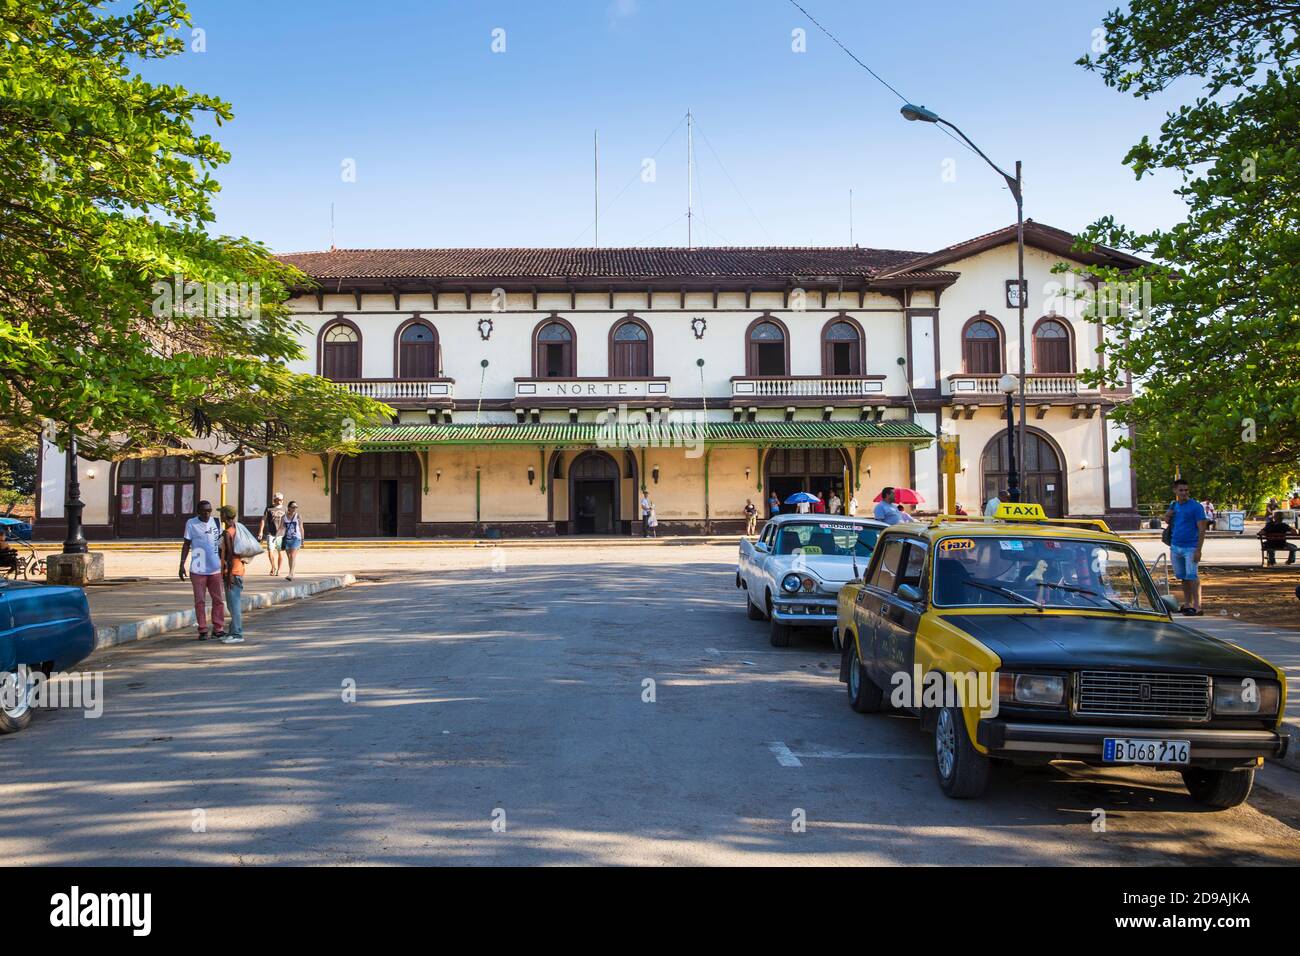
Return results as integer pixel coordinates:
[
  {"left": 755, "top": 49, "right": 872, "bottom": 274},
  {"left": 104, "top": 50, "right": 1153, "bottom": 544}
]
[{"left": 1074, "top": 671, "right": 1211, "bottom": 720}]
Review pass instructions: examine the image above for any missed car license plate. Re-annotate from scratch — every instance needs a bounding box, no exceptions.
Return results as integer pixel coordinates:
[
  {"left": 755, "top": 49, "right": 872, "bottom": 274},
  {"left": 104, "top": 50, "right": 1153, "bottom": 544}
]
[{"left": 1102, "top": 737, "right": 1191, "bottom": 764}]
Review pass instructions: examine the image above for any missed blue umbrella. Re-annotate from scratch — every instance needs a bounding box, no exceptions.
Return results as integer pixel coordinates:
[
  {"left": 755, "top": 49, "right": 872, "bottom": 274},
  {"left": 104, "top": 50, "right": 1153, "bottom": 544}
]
[{"left": 784, "top": 492, "right": 819, "bottom": 505}]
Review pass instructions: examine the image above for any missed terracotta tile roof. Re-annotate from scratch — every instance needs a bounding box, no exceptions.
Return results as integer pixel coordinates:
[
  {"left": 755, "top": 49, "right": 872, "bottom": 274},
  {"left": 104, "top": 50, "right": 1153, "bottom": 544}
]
[
  {"left": 278, "top": 246, "right": 930, "bottom": 281},
  {"left": 355, "top": 420, "right": 933, "bottom": 448}
]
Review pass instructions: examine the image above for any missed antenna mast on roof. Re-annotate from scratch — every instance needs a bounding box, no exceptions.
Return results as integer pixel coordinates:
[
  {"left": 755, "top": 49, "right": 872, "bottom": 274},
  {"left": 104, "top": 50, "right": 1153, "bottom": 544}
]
[
  {"left": 686, "top": 109, "right": 694, "bottom": 250},
  {"left": 330, "top": 202, "right": 336, "bottom": 251},
  {"left": 849, "top": 188, "right": 854, "bottom": 245},
  {"left": 593, "top": 129, "right": 600, "bottom": 249}
]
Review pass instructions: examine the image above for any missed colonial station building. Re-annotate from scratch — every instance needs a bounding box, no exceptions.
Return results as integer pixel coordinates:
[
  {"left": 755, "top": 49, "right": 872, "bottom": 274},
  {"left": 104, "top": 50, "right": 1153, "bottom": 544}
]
[{"left": 35, "top": 221, "right": 1141, "bottom": 539}]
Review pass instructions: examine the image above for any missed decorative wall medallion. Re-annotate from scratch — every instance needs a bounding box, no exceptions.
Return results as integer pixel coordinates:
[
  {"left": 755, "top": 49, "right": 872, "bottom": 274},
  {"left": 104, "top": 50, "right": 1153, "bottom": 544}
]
[
  {"left": 477, "top": 316, "right": 495, "bottom": 341},
  {"left": 690, "top": 316, "right": 707, "bottom": 339}
]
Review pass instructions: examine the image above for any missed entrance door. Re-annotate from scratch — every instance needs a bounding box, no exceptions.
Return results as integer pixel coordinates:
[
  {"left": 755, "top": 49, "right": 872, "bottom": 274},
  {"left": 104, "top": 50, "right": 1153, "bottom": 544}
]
[
  {"left": 115, "top": 456, "right": 198, "bottom": 538},
  {"left": 765, "top": 448, "right": 849, "bottom": 514},
  {"left": 981, "top": 431, "right": 1065, "bottom": 517},
  {"left": 569, "top": 451, "right": 621, "bottom": 535},
  {"left": 336, "top": 452, "right": 420, "bottom": 536}
]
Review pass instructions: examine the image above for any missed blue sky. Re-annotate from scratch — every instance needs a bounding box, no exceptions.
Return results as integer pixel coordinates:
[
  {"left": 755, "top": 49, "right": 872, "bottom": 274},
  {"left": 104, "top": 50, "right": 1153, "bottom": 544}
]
[{"left": 143, "top": 0, "right": 1190, "bottom": 254}]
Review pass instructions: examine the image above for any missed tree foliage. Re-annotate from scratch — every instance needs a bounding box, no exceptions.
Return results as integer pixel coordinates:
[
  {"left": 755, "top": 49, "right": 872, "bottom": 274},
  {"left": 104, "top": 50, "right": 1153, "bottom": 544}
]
[
  {"left": 1073, "top": 0, "right": 1300, "bottom": 506},
  {"left": 0, "top": 0, "right": 389, "bottom": 463}
]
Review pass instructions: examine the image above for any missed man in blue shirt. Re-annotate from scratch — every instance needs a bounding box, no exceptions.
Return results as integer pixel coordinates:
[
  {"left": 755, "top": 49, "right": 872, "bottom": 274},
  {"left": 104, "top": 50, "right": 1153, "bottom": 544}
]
[
  {"left": 873, "top": 487, "right": 914, "bottom": 526},
  {"left": 1164, "top": 478, "right": 1208, "bottom": 615}
]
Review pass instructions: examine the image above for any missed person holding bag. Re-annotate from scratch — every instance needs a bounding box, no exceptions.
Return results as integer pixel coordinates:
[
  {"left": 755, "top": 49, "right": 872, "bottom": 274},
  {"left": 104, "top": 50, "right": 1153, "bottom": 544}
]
[{"left": 218, "top": 505, "right": 258, "bottom": 644}]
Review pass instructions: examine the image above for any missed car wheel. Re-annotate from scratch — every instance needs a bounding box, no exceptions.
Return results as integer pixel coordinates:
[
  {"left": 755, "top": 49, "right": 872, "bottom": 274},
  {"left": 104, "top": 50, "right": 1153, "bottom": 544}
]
[
  {"left": 764, "top": 613, "right": 785, "bottom": 650},
  {"left": 934, "top": 705, "right": 990, "bottom": 799},
  {"left": 845, "top": 638, "right": 884, "bottom": 713},
  {"left": 1181, "top": 767, "right": 1255, "bottom": 810},
  {"left": 746, "top": 592, "right": 765, "bottom": 620},
  {"left": 0, "top": 664, "right": 36, "bottom": 734}
]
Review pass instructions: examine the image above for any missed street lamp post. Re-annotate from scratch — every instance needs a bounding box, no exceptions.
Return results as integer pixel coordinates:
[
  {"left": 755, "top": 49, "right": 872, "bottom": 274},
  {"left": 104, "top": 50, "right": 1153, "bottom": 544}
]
[
  {"left": 998, "top": 373, "right": 1021, "bottom": 502},
  {"left": 62, "top": 426, "right": 88, "bottom": 555},
  {"left": 900, "top": 104, "right": 1027, "bottom": 491}
]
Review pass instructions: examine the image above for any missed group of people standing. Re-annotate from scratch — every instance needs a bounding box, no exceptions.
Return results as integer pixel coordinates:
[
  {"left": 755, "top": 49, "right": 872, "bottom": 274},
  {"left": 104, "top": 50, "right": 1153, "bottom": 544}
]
[{"left": 178, "top": 492, "right": 305, "bottom": 643}]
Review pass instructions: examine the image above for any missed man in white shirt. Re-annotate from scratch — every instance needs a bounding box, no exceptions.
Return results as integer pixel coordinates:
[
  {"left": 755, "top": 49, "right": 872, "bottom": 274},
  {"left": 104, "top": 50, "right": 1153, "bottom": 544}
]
[
  {"left": 872, "top": 487, "right": 914, "bottom": 526},
  {"left": 179, "top": 500, "right": 225, "bottom": 640},
  {"left": 828, "top": 491, "right": 842, "bottom": 515},
  {"left": 847, "top": 494, "right": 858, "bottom": 516},
  {"left": 984, "top": 492, "right": 1003, "bottom": 519}
]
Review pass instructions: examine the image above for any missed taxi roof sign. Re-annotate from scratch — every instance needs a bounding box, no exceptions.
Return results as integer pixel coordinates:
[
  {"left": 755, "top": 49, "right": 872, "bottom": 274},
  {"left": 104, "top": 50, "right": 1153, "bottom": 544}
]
[{"left": 994, "top": 502, "right": 1047, "bottom": 521}]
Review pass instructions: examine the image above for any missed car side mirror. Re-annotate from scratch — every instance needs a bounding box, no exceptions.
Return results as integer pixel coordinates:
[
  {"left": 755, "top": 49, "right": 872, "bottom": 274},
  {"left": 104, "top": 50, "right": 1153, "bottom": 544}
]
[
  {"left": 754, "top": 542, "right": 769, "bottom": 553},
  {"left": 897, "top": 583, "right": 922, "bottom": 604},
  {"left": 1160, "top": 594, "right": 1180, "bottom": 614}
]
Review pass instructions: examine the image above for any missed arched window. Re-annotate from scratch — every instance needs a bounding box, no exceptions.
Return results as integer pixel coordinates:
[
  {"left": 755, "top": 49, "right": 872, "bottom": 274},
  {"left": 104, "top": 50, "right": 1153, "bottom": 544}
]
[
  {"left": 822, "top": 319, "right": 862, "bottom": 375},
  {"left": 1033, "top": 318, "right": 1073, "bottom": 373},
  {"left": 535, "top": 320, "right": 575, "bottom": 377},
  {"left": 961, "top": 317, "right": 1003, "bottom": 374},
  {"left": 321, "top": 322, "right": 360, "bottom": 380},
  {"left": 747, "top": 319, "right": 788, "bottom": 376},
  {"left": 610, "top": 319, "right": 651, "bottom": 377},
  {"left": 398, "top": 321, "right": 439, "bottom": 379}
]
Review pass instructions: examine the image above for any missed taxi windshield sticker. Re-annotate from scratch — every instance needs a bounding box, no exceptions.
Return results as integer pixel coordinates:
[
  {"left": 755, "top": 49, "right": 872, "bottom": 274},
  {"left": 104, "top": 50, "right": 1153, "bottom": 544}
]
[
  {"left": 818, "top": 524, "right": 856, "bottom": 532},
  {"left": 939, "top": 538, "right": 975, "bottom": 552},
  {"left": 796, "top": 546, "right": 824, "bottom": 555},
  {"left": 999, "top": 539, "right": 1025, "bottom": 551}
]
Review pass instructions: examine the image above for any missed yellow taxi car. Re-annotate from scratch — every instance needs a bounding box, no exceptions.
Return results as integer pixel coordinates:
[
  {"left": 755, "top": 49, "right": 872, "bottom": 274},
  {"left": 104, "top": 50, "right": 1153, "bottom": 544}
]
[{"left": 834, "top": 503, "right": 1289, "bottom": 807}]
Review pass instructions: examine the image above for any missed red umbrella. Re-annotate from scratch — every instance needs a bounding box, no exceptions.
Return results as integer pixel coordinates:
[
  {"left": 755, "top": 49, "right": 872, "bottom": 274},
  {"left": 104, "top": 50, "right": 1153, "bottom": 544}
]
[{"left": 873, "top": 488, "right": 926, "bottom": 505}]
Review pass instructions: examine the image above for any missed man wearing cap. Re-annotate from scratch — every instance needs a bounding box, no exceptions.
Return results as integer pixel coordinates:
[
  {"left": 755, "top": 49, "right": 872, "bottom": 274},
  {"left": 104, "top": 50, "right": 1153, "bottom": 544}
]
[{"left": 258, "top": 492, "right": 287, "bottom": 576}]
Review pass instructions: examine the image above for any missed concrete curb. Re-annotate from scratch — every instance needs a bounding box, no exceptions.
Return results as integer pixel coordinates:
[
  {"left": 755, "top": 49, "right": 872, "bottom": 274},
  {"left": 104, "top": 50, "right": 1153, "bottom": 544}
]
[{"left": 92, "top": 574, "right": 357, "bottom": 652}]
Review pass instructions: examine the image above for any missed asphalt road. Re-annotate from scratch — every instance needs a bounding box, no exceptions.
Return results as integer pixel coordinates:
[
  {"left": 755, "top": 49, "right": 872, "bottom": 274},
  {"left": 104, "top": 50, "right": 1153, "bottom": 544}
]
[{"left": 3, "top": 547, "right": 1299, "bottom": 865}]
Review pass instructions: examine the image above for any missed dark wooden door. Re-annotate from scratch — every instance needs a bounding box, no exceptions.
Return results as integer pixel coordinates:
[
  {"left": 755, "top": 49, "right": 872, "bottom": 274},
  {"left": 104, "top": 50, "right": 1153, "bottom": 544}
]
[
  {"left": 116, "top": 456, "right": 197, "bottom": 538},
  {"left": 336, "top": 453, "right": 420, "bottom": 536}
]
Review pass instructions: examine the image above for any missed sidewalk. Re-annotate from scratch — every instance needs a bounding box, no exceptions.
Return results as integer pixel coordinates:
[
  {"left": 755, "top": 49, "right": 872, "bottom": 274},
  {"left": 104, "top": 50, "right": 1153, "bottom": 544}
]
[
  {"left": 86, "top": 573, "right": 355, "bottom": 651},
  {"left": 1187, "top": 615, "right": 1300, "bottom": 770}
]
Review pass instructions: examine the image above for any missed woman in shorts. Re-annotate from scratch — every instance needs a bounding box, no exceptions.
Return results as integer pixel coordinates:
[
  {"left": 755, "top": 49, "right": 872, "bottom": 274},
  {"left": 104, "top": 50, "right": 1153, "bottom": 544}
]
[{"left": 282, "top": 500, "right": 305, "bottom": 581}]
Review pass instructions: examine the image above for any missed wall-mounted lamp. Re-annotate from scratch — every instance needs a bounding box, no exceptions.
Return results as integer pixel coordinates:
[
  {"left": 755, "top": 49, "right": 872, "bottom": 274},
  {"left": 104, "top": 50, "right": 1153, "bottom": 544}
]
[
  {"left": 311, "top": 468, "right": 319, "bottom": 483},
  {"left": 652, "top": 464, "right": 661, "bottom": 484},
  {"left": 961, "top": 460, "right": 968, "bottom": 473},
  {"left": 1079, "top": 459, "right": 1088, "bottom": 470},
  {"left": 435, "top": 469, "right": 443, "bottom": 482},
  {"left": 527, "top": 465, "right": 536, "bottom": 485},
  {"left": 85, "top": 468, "right": 96, "bottom": 479},
  {"left": 744, "top": 467, "right": 751, "bottom": 480},
  {"left": 865, "top": 465, "right": 873, "bottom": 477}
]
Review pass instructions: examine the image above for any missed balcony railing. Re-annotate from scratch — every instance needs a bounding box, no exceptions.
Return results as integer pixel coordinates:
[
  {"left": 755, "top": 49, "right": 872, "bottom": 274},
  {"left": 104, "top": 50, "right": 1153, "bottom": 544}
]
[
  {"left": 334, "top": 379, "right": 454, "bottom": 401},
  {"left": 730, "top": 376, "right": 886, "bottom": 399},
  {"left": 945, "top": 373, "right": 1089, "bottom": 398}
]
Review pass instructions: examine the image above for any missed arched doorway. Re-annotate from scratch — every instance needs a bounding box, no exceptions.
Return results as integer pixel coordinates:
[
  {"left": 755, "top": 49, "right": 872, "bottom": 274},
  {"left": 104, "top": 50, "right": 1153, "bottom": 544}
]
[
  {"left": 980, "top": 431, "right": 1066, "bottom": 517},
  {"left": 569, "top": 451, "right": 621, "bottom": 535},
  {"left": 115, "top": 455, "right": 198, "bottom": 538},
  {"left": 335, "top": 452, "right": 421, "bottom": 537},
  {"left": 765, "top": 447, "right": 850, "bottom": 514}
]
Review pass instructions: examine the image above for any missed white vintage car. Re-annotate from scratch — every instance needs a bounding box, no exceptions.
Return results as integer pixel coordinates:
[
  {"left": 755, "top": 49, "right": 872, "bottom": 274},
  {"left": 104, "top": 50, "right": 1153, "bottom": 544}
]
[{"left": 736, "top": 512, "right": 886, "bottom": 647}]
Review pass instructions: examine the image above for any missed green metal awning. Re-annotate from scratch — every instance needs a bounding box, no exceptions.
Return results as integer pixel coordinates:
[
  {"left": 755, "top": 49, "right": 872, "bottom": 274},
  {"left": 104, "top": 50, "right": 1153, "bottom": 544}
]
[{"left": 355, "top": 420, "right": 934, "bottom": 450}]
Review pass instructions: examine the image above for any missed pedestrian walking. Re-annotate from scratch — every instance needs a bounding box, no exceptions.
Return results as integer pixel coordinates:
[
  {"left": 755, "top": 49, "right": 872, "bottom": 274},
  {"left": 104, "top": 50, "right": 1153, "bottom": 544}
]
[
  {"left": 743, "top": 498, "right": 758, "bottom": 536},
  {"left": 1165, "top": 478, "right": 1209, "bottom": 615},
  {"left": 828, "top": 490, "right": 842, "bottom": 515},
  {"left": 873, "top": 487, "right": 914, "bottom": 526},
  {"left": 640, "top": 489, "right": 653, "bottom": 537},
  {"left": 282, "top": 500, "right": 305, "bottom": 580},
  {"left": 646, "top": 504, "right": 658, "bottom": 538},
  {"left": 768, "top": 491, "right": 780, "bottom": 517},
  {"left": 217, "top": 505, "right": 246, "bottom": 644},
  {"left": 179, "top": 499, "right": 224, "bottom": 641},
  {"left": 257, "top": 492, "right": 287, "bottom": 576}
]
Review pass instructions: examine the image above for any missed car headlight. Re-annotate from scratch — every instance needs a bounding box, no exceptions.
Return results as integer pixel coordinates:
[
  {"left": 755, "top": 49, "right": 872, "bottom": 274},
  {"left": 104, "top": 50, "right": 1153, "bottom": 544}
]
[
  {"left": 998, "top": 672, "right": 1065, "bottom": 706},
  {"left": 1213, "top": 678, "right": 1281, "bottom": 715},
  {"left": 781, "top": 573, "right": 817, "bottom": 593}
]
